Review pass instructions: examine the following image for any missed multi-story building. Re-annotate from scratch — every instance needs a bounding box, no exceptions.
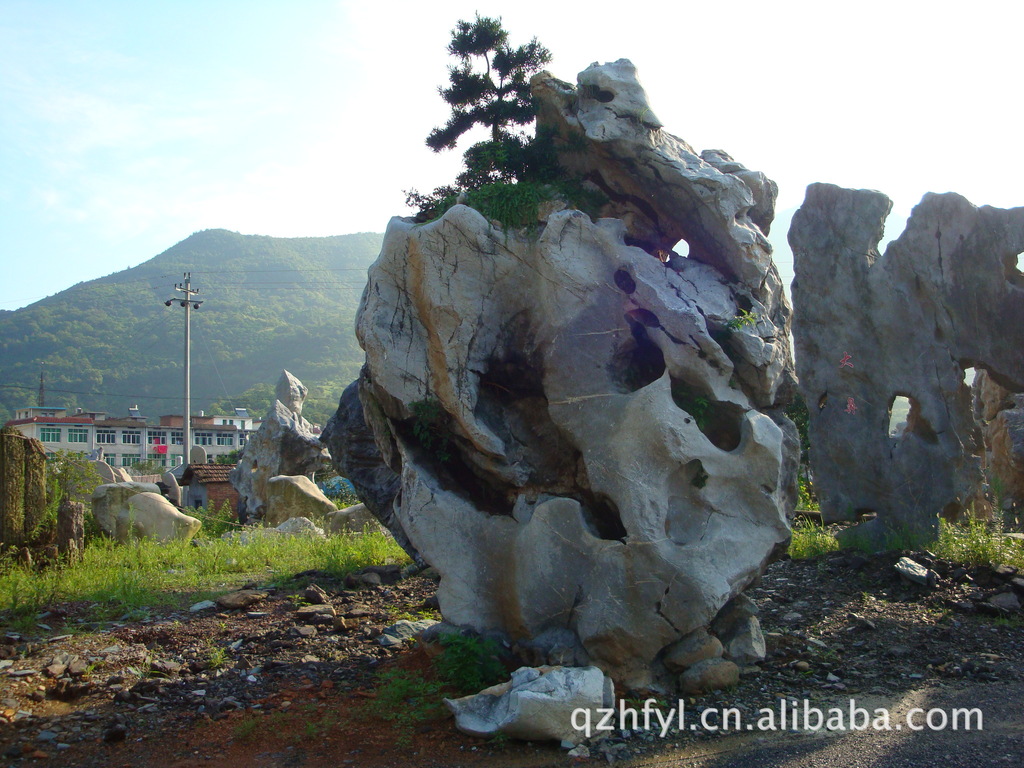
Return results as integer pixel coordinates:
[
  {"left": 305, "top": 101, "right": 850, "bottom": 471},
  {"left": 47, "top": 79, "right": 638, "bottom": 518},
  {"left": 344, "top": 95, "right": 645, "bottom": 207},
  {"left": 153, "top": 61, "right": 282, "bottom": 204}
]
[{"left": 4, "top": 405, "right": 261, "bottom": 468}]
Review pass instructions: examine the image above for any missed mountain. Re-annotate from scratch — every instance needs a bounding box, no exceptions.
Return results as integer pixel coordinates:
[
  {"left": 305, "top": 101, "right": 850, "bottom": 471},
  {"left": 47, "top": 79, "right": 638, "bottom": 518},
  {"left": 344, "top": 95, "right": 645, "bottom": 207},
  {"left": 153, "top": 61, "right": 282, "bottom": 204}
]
[{"left": 0, "top": 229, "right": 384, "bottom": 427}]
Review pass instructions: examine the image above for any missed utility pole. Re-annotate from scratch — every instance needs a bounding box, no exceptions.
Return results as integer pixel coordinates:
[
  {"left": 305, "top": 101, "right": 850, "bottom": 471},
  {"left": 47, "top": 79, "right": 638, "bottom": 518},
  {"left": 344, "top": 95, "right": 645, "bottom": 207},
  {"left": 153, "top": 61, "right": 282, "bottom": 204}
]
[
  {"left": 37, "top": 366, "right": 44, "bottom": 407},
  {"left": 165, "top": 273, "right": 202, "bottom": 468}
]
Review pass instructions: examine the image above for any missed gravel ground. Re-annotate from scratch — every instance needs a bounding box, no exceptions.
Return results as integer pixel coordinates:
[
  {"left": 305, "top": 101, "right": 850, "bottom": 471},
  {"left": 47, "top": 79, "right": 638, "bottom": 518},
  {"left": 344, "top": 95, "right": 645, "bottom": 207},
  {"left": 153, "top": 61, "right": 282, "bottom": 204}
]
[{"left": 1, "top": 548, "right": 1022, "bottom": 766}]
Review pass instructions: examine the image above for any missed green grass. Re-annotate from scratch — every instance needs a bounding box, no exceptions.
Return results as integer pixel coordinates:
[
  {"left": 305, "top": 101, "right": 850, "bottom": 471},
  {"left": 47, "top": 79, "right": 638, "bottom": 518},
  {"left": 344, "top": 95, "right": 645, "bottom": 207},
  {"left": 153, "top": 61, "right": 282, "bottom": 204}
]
[
  {"left": 788, "top": 515, "right": 1024, "bottom": 569},
  {"left": 0, "top": 530, "right": 409, "bottom": 625},
  {"left": 788, "top": 518, "right": 840, "bottom": 559},
  {"left": 934, "top": 516, "right": 1024, "bottom": 569}
]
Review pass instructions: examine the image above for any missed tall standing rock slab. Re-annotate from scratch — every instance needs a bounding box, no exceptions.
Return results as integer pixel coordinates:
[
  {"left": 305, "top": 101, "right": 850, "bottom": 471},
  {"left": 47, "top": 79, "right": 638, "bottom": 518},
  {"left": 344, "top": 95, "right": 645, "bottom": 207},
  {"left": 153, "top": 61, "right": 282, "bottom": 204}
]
[
  {"left": 229, "top": 370, "right": 330, "bottom": 522},
  {"left": 790, "top": 183, "right": 1024, "bottom": 543},
  {"left": 352, "top": 60, "right": 796, "bottom": 689},
  {"left": 974, "top": 370, "right": 1024, "bottom": 507}
]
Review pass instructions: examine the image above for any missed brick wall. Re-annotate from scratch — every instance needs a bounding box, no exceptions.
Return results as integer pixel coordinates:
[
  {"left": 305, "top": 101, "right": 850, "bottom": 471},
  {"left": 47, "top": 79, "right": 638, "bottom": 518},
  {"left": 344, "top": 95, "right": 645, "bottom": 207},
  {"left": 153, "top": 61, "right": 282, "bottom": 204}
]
[{"left": 204, "top": 481, "right": 240, "bottom": 515}]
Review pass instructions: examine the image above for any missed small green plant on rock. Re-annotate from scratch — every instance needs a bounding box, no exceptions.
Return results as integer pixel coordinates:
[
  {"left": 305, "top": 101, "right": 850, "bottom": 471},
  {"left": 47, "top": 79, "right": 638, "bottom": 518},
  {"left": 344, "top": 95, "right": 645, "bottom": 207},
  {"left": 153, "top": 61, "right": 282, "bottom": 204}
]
[
  {"left": 726, "top": 309, "right": 760, "bottom": 331},
  {"left": 410, "top": 398, "right": 453, "bottom": 463}
]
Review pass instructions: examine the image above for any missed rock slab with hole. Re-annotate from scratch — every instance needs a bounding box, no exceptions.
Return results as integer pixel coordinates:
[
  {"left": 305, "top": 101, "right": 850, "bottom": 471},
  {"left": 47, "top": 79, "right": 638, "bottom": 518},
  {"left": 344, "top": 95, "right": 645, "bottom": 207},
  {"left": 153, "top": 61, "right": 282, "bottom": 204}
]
[
  {"left": 791, "top": 183, "right": 1024, "bottom": 543},
  {"left": 350, "top": 60, "right": 796, "bottom": 689}
]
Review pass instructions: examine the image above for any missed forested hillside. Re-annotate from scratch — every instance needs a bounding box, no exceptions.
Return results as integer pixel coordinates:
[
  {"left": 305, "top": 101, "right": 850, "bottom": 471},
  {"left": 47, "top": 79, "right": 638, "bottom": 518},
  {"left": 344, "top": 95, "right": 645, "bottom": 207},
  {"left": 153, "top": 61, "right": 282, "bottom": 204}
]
[{"left": 0, "top": 229, "right": 383, "bottom": 426}]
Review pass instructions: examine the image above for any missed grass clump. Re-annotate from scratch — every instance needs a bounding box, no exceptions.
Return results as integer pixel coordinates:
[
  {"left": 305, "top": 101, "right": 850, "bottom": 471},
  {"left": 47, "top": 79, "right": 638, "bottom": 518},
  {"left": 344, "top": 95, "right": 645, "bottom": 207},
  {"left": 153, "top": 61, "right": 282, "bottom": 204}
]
[
  {"left": 933, "top": 516, "right": 1024, "bottom": 569},
  {"left": 788, "top": 518, "right": 840, "bottom": 559},
  {"left": 435, "top": 633, "right": 507, "bottom": 695}
]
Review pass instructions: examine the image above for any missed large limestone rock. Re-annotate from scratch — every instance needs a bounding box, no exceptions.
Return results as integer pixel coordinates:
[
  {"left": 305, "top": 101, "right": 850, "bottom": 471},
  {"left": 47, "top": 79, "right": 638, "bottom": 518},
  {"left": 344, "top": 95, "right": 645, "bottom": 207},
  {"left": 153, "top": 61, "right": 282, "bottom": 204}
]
[
  {"left": 974, "top": 370, "right": 1024, "bottom": 506},
  {"left": 790, "top": 184, "right": 1024, "bottom": 542},
  {"left": 263, "top": 475, "right": 336, "bottom": 527},
  {"left": 90, "top": 482, "right": 161, "bottom": 536},
  {"left": 229, "top": 370, "right": 330, "bottom": 522},
  {"left": 115, "top": 492, "right": 201, "bottom": 543},
  {"left": 350, "top": 60, "right": 796, "bottom": 688}
]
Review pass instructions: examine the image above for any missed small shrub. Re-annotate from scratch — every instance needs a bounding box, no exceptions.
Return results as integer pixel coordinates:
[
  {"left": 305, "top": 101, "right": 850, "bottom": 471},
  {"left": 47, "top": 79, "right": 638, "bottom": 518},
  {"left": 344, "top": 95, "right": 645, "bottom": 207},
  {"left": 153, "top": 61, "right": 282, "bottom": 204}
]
[
  {"left": 410, "top": 398, "right": 453, "bottom": 463},
  {"left": 435, "top": 633, "right": 507, "bottom": 695},
  {"left": 726, "top": 309, "right": 759, "bottom": 331}
]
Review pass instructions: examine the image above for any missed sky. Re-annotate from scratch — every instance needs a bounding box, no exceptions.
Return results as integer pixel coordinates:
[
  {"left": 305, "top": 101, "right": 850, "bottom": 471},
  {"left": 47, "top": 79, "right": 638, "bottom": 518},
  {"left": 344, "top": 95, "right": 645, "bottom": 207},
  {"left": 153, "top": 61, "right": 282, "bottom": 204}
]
[{"left": 2, "top": 0, "right": 1022, "bottom": 311}]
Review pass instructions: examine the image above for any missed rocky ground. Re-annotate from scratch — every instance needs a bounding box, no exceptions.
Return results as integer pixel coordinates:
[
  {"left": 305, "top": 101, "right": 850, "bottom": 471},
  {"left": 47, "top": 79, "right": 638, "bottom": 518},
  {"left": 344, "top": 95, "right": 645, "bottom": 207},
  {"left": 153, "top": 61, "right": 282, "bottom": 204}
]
[{"left": 1, "top": 548, "right": 1023, "bottom": 767}]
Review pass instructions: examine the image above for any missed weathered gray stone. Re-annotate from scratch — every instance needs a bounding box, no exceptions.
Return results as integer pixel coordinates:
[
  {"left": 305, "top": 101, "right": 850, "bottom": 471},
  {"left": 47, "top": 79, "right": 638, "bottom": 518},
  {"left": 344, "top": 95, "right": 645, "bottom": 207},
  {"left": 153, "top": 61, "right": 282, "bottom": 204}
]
[
  {"left": 445, "top": 666, "right": 614, "bottom": 744},
  {"left": 114, "top": 492, "right": 201, "bottom": 543},
  {"left": 974, "top": 370, "right": 1024, "bottom": 506},
  {"left": 159, "top": 471, "right": 181, "bottom": 506},
  {"left": 229, "top": 371, "right": 330, "bottom": 522},
  {"left": 90, "top": 482, "right": 161, "bottom": 536},
  {"left": 378, "top": 619, "right": 438, "bottom": 648},
  {"left": 353, "top": 60, "right": 796, "bottom": 688},
  {"left": 89, "top": 460, "right": 131, "bottom": 485},
  {"left": 324, "top": 503, "right": 384, "bottom": 535},
  {"left": 895, "top": 557, "right": 937, "bottom": 587},
  {"left": 274, "top": 516, "right": 325, "bottom": 538},
  {"left": 791, "top": 183, "right": 1024, "bottom": 543},
  {"left": 263, "top": 475, "right": 335, "bottom": 527},
  {"left": 320, "top": 378, "right": 420, "bottom": 563}
]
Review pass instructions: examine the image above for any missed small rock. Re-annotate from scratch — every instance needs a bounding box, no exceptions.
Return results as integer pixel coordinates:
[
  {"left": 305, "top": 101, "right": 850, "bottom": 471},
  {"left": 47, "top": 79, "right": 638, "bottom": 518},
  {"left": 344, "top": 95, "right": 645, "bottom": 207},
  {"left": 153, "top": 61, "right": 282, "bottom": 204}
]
[
  {"left": 216, "top": 590, "right": 268, "bottom": 611},
  {"left": 378, "top": 619, "right": 439, "bottom": 648},
  {"left": 36, "top": 730, "right": 58, "bottom": 742},
  {"left": 189, "top": 600, "right": 216, "bottom": 613},
  {"left": 895, "top": 557, "right": 937, "bottom": 587},
  {"left": 102, "top": 724, "right": 127, "bottom": 742},
  {"left": 333, "top": 617, "right": 352, "bottom": 632},
  {"left": 567, "top": 744, "right": 590, "bottom": 758},
  {"left": 987, "top": 592, "right": 1021, "bottom": 612},
  {"left": 150, "top": 659, "right": 182, "bottom": 676},
  {"left": 295, "top": 625, "right": 318, "bottom": 639},
  {"left": 679, "top": 659, "right": 740, "bottom": 695},
  {"left": 793, "top": 660, "right": 811, "bottom": 673},
  {"left": 295, "top": 604, "right": 336, "bottom": 618},
  {"left": 303, "top": 584, "right": 330, "bottom": 605}
]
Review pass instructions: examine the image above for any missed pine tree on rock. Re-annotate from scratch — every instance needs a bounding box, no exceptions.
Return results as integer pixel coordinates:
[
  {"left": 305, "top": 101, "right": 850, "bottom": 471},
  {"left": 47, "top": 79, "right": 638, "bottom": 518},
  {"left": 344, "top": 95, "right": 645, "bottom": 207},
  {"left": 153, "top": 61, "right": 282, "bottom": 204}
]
[{"left": 407, "top": 15, "right": 552, "bottom": 218}]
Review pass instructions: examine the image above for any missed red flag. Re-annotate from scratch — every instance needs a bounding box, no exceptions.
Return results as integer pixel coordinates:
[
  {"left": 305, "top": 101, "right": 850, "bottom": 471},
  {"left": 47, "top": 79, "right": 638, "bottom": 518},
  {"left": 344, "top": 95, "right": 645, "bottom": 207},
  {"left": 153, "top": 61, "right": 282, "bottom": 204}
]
[{"left": 155, "top": 444, "right": 168, "bottom": 454}]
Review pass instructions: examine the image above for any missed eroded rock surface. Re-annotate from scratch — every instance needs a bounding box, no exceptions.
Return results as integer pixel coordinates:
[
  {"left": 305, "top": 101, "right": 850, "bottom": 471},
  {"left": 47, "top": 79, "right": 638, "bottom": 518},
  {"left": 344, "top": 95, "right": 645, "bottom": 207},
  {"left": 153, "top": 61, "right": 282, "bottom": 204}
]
[
  {"left": 790, "top": 183, "right": 1024, "bottom": 542},
  {"left": 974, "top": 369, "right": 1024, "bottom": 507},
  {"left": 350, "top": 60, "right": 796, "bottom": 688},
  {"left": 229, "top": 371, "right": 329, "bottom": 522}
]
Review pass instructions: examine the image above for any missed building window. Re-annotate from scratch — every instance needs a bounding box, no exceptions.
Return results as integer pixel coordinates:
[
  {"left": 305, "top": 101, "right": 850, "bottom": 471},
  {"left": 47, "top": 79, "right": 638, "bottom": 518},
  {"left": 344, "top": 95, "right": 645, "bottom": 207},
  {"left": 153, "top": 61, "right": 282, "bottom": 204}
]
[
  {"left": 147, "top": 453, "right": 168, "bottom": 466},
  {"left": 96, "top": 429, "right": 116, "bottom": 444},
  {"left": 40, "top": 427, "right": 61, "bottom": 442},
  {"left": 120, "top": 455, "right": 139, "bottom": 467},
  {"left": 239, "top": 434, "right": 247, "bottom": 446},
  {"left": 68, "top": 428, "right": 89, "bottom": 443},
  {"left": 148, "top": 431, "right": 167, "bottom": 445},
  {"left": 170, "top": 431, "right": 183, "bottom": 445},
  {"left": 122, "top": 430, "right": 141, "bottom": 445},
  {"left": 195, "top": 432, "right": 213, "bottom": 446},
  {"left": 216, "top": 434, "right": 234, "bottom": 446}
]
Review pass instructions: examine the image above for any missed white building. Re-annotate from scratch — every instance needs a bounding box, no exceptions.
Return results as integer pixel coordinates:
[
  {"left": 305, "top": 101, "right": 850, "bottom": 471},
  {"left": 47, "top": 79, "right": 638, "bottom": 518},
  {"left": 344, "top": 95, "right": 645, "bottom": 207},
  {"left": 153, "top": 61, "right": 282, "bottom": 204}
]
[{"left": 5, "top": 405, "right": 261, "bottom": 468}]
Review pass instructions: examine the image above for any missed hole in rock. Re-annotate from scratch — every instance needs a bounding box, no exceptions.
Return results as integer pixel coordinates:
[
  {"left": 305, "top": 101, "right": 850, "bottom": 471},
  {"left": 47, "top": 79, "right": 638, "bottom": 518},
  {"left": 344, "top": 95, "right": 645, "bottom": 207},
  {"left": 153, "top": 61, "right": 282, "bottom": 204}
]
[
  {"left": 888, "top": 396, "right": 910, "bottom": 437},
  {"left": 670, "top": 379, "right": 743, "bottom": 451},
  {"left": 624, "top": 308, "right": 660, "bottom": 328},
  {"left": 1005, "top": 251, "right": 1024, "bottom": 289},
  {"left": 576, "top": 490, "right": 627, "bottom": 541},
  {"left": 595, "top": 89, "right": 615, "bottom": 103},
  {"left": 671, "top": 240, "right": 691, "bottom": 258},
  {"left": 962, "top": 367, "right": 977, "bottom": 386},
  {"left": 887, "top": 394, "right": 938, "bottom": 444},
  {"left": 614, "top": 269, "right": 636, "bottom": 294},
  {"left": 817, "top": 393, "right": 828, "bottom": 411},
  {"left": 581, "top": 84, "right": 615, "bottom": 103},
  {"left": 610, "top": 321, "right": 666, "bottom": 392}
]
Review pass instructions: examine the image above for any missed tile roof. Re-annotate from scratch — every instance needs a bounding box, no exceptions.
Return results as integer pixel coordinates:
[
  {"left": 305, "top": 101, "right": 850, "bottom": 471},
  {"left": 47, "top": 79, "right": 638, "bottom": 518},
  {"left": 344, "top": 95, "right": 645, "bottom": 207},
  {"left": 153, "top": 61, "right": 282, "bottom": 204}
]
[{"left": 181, "top": 463, "right": 235, "bottom": 485}]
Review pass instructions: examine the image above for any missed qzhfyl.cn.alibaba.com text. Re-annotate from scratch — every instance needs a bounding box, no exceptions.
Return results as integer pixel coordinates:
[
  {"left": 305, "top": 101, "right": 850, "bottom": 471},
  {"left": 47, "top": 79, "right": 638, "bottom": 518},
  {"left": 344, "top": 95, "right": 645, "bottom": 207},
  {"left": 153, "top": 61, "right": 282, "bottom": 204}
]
[{"left": 571, "top": 698, "right": 983, "bottom": 739}]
